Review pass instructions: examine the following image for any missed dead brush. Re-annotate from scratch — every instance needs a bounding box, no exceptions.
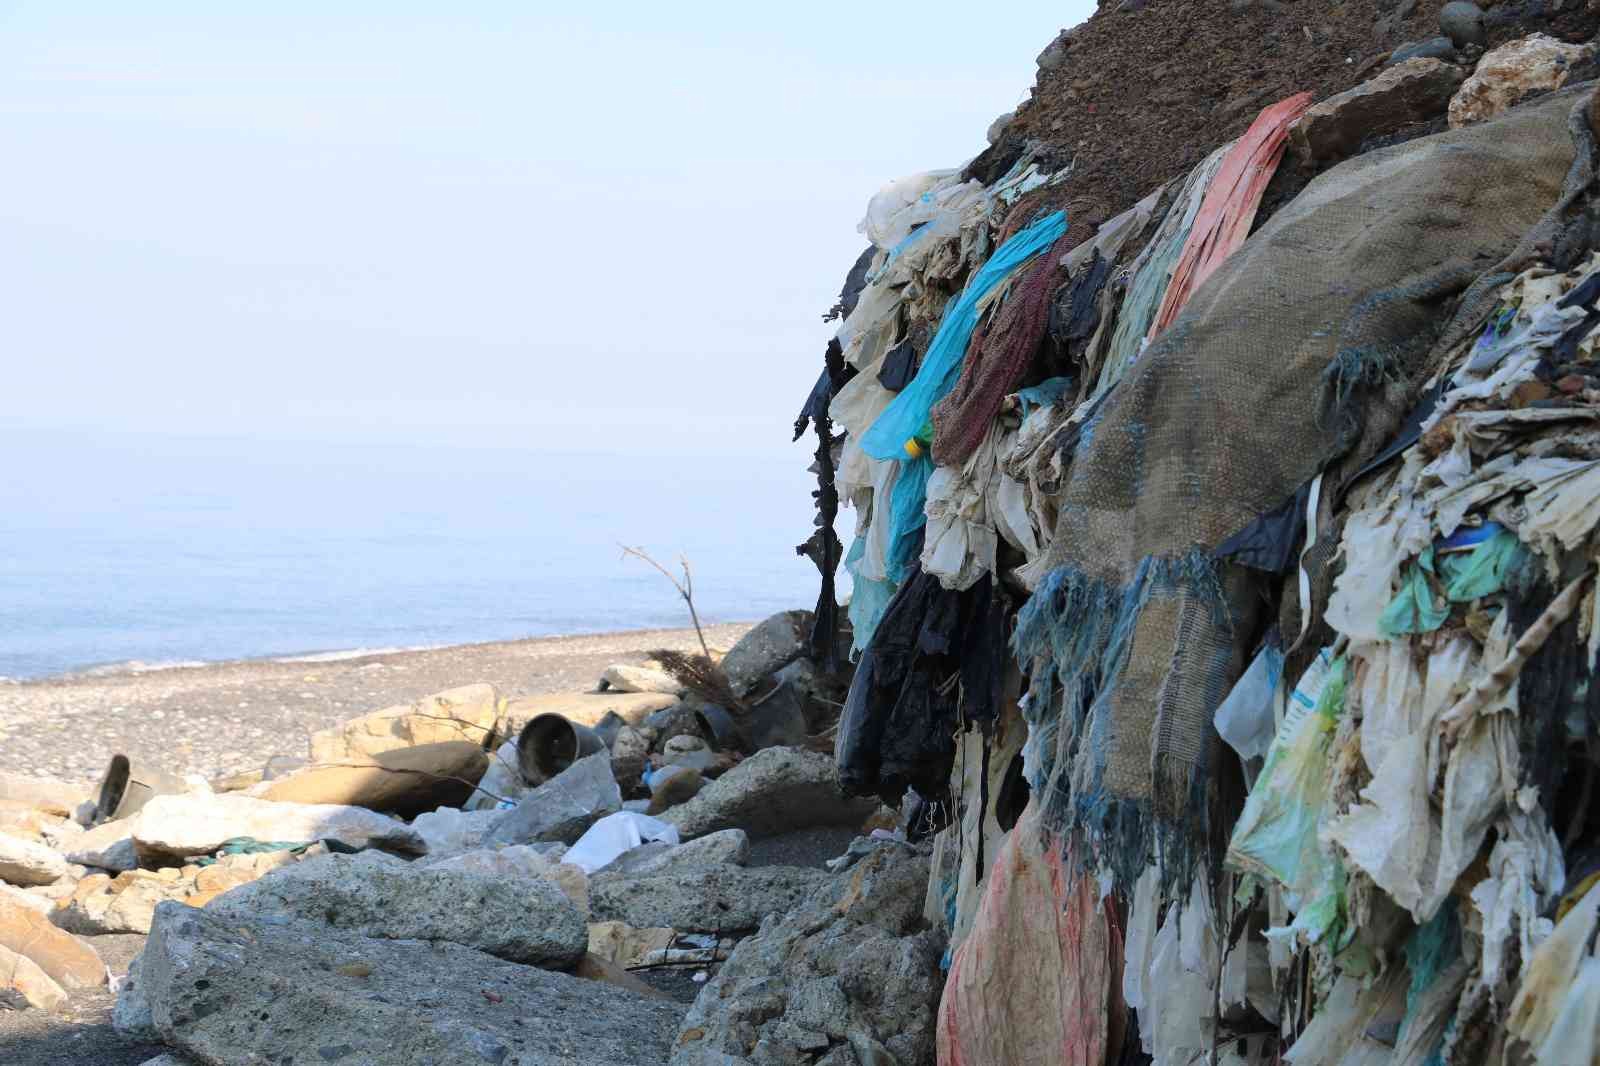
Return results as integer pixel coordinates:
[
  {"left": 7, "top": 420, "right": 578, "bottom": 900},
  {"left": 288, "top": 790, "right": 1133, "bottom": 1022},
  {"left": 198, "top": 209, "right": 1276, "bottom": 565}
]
[{"left": 650, "top": 647, "right": 746, "bottom": 714}]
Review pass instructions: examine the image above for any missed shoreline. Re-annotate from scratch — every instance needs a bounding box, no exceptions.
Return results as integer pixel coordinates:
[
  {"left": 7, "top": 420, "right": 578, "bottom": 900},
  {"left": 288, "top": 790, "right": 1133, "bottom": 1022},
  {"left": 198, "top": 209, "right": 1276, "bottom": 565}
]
[
  {"left": 5, "top": 620, "right": 756, "bottom": 687},
  {"left": 0, "top": 621, "right": 756, "bottom": 785}
]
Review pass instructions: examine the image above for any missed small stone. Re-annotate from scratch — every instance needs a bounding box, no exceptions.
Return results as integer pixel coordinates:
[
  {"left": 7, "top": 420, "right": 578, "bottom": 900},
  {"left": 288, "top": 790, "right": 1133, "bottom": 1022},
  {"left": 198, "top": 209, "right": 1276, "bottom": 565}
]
[
  {"left": 985, "top": 110, "right": 1015, "bottom": 146},
  {"left": 1439, "top": 1, "right": 1486, "bottom": 48},
  {"left": 601, "top": 664, "right": 683, "bottom": 696},
  {"left": 661, "top": 734, "right": 715, "bottom": 772},
  {"left": 1388, "top": 36, "right": 1457, "bottom": 66},
  {"left": 610, "top": 726, "right": 650, "bottom": 790}
]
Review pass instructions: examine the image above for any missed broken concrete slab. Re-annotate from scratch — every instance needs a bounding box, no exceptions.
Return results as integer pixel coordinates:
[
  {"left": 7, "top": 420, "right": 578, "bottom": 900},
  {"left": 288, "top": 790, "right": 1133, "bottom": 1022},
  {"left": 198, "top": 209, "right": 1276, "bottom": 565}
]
[
  {"left": 130, "top": 792, "right": 425, "bottom": 862},
  {"left": 257, "top": 741, "right": 489, "bottom": 816},
  {"left": 590, "top": 864, "right": 830, "bottom": 933},
  {"left": 420, "top": 843, "right": 590, "bottom": 917},
  {"left": 485, "top": 751, "right": 621, "bottom": 846},
  {"left": 308, "top": 682, "right": 504, "bottom": 763},
  {"left": 661, "top": 747, "right": 878, "bottom": 840},
  {"left": 52, "top": 871, "right": 182, "bottom": 935},
  {"left": 133, "top": 902, "right": 683, "bottom": 1065},
  {"left": 207, "top": 851, "right": 587, "bottom": 968},
  {"left": 0, "top": 829, "right": 71, "bottom": 887},
  {"left": 600, "top": 828, "right": 750, "bottom": 876}
]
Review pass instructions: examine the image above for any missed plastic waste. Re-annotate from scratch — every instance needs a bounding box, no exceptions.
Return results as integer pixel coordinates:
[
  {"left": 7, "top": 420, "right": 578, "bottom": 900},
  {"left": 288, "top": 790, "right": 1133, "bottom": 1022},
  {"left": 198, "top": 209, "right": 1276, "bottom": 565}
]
[
  {"left": 1214, "top": 643, "right": 1285, "bottom": 762},
  {"left": 562, "top": 811, "right": 680, "bottom": 874}
]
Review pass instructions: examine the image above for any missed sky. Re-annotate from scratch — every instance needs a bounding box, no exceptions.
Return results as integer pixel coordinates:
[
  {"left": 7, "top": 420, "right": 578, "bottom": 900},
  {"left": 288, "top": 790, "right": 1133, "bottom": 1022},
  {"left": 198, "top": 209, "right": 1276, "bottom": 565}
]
[{"left": 0, "top": 2, "right": 1095, "bottom": 458}]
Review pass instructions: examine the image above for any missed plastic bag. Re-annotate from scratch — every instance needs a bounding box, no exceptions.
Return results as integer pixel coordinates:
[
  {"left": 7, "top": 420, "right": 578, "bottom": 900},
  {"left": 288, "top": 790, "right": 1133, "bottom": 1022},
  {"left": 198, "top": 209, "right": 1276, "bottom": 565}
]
[
  {"left": 1215, "top": 643, "right": 1284, "bottom": 762},
  {"left": 562, "top": 811, "right": 680, "bottom": 874},
  {"left": 1227, "top": 654, "right": 1349, "bottom": 949}
]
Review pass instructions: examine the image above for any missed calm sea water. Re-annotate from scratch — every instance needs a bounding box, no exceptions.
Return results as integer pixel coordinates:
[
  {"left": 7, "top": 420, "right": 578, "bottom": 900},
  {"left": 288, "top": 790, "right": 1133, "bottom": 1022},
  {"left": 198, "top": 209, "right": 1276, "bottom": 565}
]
[{"left": 0, "top": 430, "right": 827, "bottom": 680}]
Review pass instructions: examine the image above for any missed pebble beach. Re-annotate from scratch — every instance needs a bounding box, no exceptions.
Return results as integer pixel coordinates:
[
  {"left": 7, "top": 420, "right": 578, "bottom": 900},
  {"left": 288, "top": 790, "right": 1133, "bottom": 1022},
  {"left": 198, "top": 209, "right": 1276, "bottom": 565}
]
[{"left": 0, "top": 623, "right": 753, "bottom": 788}]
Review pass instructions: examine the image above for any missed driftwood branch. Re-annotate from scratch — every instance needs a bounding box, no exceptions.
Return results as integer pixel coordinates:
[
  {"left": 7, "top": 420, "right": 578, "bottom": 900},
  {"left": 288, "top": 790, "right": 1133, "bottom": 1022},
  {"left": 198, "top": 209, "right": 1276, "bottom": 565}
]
[{"left": 621, "top": 545, "right": 711, "bottom": 660}]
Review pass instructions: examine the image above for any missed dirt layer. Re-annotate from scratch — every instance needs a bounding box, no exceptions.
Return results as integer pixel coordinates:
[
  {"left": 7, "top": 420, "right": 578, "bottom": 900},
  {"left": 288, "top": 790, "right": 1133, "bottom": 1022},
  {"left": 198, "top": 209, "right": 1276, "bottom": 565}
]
[{"left": 976, "top": 0, "right": 1600, "bottom": 226}]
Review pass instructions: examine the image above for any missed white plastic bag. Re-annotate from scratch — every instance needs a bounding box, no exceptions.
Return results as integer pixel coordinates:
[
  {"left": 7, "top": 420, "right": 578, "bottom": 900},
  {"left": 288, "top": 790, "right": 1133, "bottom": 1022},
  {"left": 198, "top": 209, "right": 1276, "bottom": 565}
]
[
  {"left": 562, "top": 811, "right": 680, "bottom": 874},
  {"left": 1214, "top": 644, "right": 1284, "bottom": 762}
]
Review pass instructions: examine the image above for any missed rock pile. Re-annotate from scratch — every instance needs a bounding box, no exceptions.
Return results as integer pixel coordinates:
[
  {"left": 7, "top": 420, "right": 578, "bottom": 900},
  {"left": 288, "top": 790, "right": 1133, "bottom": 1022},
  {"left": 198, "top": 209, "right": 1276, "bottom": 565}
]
[{"left": 0, "top": 609, "right": 928, "bottom": 1066}]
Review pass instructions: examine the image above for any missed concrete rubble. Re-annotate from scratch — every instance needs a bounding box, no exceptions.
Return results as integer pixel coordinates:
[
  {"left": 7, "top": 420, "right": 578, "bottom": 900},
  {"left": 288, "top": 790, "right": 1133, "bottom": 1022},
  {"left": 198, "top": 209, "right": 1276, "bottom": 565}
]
[{"left": 0, "top": 608, "right": 898, "bottom": 1064}]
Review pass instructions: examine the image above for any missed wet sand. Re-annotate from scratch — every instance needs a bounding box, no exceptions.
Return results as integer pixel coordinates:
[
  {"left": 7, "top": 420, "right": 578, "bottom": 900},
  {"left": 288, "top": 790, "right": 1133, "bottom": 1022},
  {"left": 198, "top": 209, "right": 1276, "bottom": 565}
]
[{"left": 0, "top": 623, "right": 752, "bottom": 787}]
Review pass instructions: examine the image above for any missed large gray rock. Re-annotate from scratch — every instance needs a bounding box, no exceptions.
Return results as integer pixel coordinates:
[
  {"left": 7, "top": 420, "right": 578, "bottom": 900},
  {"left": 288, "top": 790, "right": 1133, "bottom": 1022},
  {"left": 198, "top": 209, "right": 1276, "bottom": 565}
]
[
  {"left": 662, "top": 748, "right": 877, "bottom": 840},
  {"left": 114, "top": 949, "right": 158, "bottom": 1042},
  {"left": 130, "top": 793, "right": 425, "bottom": 862},
  {"left": 487, "top": 751, "right": 621, "bottom": 846},
  {"left": 0, "top": 830, "right": 70, "bottom": 887},
  {"left": 719, "top": 611, "right": 811, "bottom": 696},
  {"left": 590, "top": 865, "right": 829, "bottom": 933},
  {"left": 671, "top": 845, "right": 943, "bottom": 1066},
  {"left": 207, "top": 851, "right": 586, "bottom": 968},
  {"left": 600, "top": 828, "right": 750, "bottom": 876},
  {"left": 132, "top": 902, "right": 684, "bottom": 1065},
  {"left": 1290, "top": 58, "right": 1467, "bottom": 164}
]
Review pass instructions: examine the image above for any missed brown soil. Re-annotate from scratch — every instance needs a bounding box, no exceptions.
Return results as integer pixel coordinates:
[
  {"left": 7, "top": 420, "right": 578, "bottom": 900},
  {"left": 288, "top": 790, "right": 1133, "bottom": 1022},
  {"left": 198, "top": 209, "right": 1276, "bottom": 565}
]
[{"left": 974, "top": 0, "right": 1600, "bottom": 227}]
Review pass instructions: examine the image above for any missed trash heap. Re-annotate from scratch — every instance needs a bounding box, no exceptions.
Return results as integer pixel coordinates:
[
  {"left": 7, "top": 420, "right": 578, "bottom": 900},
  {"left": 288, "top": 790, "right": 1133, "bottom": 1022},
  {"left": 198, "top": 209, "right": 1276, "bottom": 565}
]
[{"left": 793, "top": 11, "right": 1600, "bottom": 1065}]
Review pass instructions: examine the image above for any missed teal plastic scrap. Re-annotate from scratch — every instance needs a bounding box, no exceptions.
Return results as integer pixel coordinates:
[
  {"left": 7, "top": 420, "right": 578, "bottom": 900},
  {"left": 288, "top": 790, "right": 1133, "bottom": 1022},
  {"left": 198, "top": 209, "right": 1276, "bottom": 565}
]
[
  {"left": 1380, "top": 546, "right": 1449, "bottom": 637},
  {"left": 860, "top": 210, "right": 1067, "bottom": 462},
  {"left": 196, "top": 836, "right": 317, "bottom": 866},
  {"left": 1014, "top": 376, "right": 1075, "bottom": 416},
  {"left": 1379, "top": 530, "right": 1529, "bottom": 637},
  {"left": 1440, "top": 528, "right": 1527, "bottom": 602}
]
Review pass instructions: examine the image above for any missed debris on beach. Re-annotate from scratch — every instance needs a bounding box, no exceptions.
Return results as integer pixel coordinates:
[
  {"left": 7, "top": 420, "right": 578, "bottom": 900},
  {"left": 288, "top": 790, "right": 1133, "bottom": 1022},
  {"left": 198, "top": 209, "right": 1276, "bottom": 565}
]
[{"left": 10, "top": 3, "right": 1600, "bottom": 1063}]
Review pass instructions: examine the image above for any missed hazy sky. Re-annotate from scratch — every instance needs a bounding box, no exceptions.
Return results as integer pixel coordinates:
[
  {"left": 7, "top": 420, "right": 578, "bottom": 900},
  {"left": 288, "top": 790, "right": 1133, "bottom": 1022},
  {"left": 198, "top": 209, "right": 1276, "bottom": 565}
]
[{"left": 1, "top": 3, "right": 1094, "bottom": 456}]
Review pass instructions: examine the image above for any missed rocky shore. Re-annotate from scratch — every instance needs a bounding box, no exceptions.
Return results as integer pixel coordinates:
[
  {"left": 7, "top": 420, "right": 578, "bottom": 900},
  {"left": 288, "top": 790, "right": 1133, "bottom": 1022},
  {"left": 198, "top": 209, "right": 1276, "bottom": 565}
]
[
  {"left": 0, "top": 624, "right": 753, "bottom": 785},
  {"left": 0, "top": 610, "right": 934, "bottom": 1066}
]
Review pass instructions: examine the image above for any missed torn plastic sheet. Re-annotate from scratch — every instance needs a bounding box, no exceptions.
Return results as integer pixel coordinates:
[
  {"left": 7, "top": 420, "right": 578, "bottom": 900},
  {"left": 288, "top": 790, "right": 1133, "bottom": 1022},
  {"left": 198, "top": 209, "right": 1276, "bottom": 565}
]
[
  {"left": 1507, "top": 877, "right": 1600, "bottom": 1053},
  {"left": 1215, "top": 641, "right": 1285, "bottom": 762},
  {"left": 1378, "top": 546, "right": 1450, "bottom": 637},
  {"left": 562, "top": 811, "right": 679, "bottom": 874},
  {"left": 1227, "top": 653, "right": 1348, "bottom": 949},
  {"left": 862, "top": 209, "right": 1068, "bottom": 462},
  {"left": 1325, "top": 636, "right": 1478, "bottom": 921}
]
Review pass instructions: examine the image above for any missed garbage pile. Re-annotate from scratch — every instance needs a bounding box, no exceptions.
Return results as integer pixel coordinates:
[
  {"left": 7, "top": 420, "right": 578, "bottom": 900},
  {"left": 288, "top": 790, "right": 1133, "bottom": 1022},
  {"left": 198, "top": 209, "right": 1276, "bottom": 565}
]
[
  {"left": 0, "top": 611, "right": 951, "bottom": 1066},
  {"left": 791, "top": 12, "right": 1600, "bottom": 1066}
]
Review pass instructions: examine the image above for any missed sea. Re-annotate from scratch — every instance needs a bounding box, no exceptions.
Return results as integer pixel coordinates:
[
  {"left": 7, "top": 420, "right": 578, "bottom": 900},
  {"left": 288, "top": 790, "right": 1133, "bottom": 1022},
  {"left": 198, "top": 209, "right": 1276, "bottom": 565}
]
[{"left": 0, "top": 429, "right": 831, "bottom": 681}]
